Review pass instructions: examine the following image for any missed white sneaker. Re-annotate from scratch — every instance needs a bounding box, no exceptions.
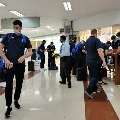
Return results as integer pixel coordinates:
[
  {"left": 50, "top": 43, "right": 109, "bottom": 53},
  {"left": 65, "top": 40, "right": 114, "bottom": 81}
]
[
  {"left": 71, "top": 75, "right": 75, "bottom": 77},
  {"left": 85, "top": 90, "right": 93, "bottom": 99},
  {"left": 93, "top": 89, "right": 101, "bottom": 93},
  {"left": 0, "top": 82, "right": 6, "bottom": 88},
  {"left": 40, "top": 68, "right": 43, "bottom": 72},
  {"left": 42, "top": 68, "right": 47, "bottom": 71}
]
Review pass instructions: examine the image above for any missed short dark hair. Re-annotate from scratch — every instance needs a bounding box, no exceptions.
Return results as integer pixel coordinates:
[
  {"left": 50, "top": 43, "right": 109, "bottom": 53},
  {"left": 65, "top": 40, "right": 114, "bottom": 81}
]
[
  {"left": 111, "top": 35, "right": 116, "bottom": 40},
  {"left": 116, "top": 32, "right": 120, "bottom": 37},
  {"left": 72, "top": 37, "right": 77, "bottom": 40},
  {"left": 51, "top": 42, "right": 53, "bottom": 44},
  {"left": 13, "top": 20, "right": 22, "bottom": 27},
  {"left": 91, "top": 29, "right": 97, "bottom": 35},
  {"left": 106, "top": 41, "right": 111, "bottom": 46},
  {"left": 42, "top": 40, "right": 46, "bottom": 42},
  {"left": 60, "top": 35, "right": 66, "bottom": 41}
]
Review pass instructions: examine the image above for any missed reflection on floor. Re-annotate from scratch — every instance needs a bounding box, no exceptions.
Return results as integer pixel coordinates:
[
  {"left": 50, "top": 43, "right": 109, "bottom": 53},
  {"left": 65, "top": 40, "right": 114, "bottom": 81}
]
[
  {"left": 0, "top": 68, "right": 120, "bottom": 120},
  {"left": 0, "top": 70, "right": 85, "bottom": 120}
]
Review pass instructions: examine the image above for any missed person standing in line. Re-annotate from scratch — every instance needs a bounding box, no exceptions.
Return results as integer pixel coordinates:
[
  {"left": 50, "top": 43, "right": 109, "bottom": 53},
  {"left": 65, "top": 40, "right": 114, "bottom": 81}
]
[
  {"left": 59, "top": 35, "right": 71, "bottom": 88},
  {"left": 76, "top": 40, "right": 86, "bottom": 68},
  {"left": 97, "top": 42, "right": 109, "bottom": 85},
  {"left": 69, "top": 38, "right": 76, "bottom": 75},
  {"left": 0, "top": 20, "right": 33, "bottom": 118},
  {"left": 111, "top": 32, "right": 120, "bottom": 51},
  {"left": 47, "top": 42, "right": 56, "bottom": 68},
  {"left": 37, "top": 40, "right": 46, "bottom": 70},
  {"left": 36, "top": 44, "right": 40, "bottom": 62},
  {"left": 85, "top": 29, "right": 106, "bottom": 99},
  {"left": 111, "top": 35, "right": 117, "bottom": 52}
]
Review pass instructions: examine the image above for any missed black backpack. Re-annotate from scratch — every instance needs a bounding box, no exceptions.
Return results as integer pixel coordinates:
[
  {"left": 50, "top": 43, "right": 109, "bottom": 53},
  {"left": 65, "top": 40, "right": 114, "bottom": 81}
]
[{"left": 37, "top": 46, "right": 41, "bottom": 54}]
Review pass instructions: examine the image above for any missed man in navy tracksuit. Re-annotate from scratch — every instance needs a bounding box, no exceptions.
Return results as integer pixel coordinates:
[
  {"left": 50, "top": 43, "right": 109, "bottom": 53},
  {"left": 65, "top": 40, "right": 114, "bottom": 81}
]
[
  {"left": 38, "top": 40, "right": 46, "bottom": 69},
  {"left": 47, "top": 42, "right": 56, "bottom": 68},
  {"left": 0, "top": 20, "right": 32, "bottom": 118},
  {"left": 85, "top": 29, "right": 106, "bottom": 99}
]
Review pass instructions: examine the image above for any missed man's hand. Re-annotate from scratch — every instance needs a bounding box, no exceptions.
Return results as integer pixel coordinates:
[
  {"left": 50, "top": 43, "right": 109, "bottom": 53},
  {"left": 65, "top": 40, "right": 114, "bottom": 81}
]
[
  {"left": 102, "top": 61, "right": 106, "bottom": 68},
  {"left": 5, "top": 59, "right": 12, "bottom": 69},
  {"left": 82, "top": 50, "right": 86, "bottom": 54},
  {"left": 18, "top": 56, "right": 26, "bottom": 63}
]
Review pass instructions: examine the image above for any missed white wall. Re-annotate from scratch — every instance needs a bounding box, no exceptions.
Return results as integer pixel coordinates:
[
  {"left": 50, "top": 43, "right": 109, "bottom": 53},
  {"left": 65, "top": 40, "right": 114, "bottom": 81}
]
[
  {"left": 73, "top": 10, "right": 120, "bottom": 31},
  {"left": 32, "top": 34, "right": 62, "bottom": 53}
]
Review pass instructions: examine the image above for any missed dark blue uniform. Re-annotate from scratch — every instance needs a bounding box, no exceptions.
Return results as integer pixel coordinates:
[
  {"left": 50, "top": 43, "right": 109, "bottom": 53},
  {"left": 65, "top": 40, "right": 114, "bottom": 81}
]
[
  {"left": 118, "top": 40, "right": 120, "bottom": 47},
  {"left": 101, "top": 42, "right": 109, "bottom": 63},
  {"left": 69, "top": 41, "right": 75, "bottom": 74},
  {"left": 38, "top": 44, "right": 45, "bottom": 68},
  {"left": 47, "top": 45, "right": 56, "bottom": 67},
  {"left": 76, "top": 43, "right": 84, "bottom": 68},
  {"left": 1, "top": 33, "right": 32, "bottom": 107},
  {"left": 85, "top": 36, "right": 102, "bottom": 94},
  {"left": 112, "top": 39, "right": 120, "bottom": 49},
  {"left": 102, "top": 42, "right": 109, "bottom": 52},
  {"left": 2, "top": 33, "right": 32, "bottom": 64}
]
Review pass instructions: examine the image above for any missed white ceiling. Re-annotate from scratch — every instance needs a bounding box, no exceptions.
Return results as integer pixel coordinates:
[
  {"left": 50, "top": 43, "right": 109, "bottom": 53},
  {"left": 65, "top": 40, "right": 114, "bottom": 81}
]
[{"left": 0, "top": 0, "right": 120, "bottom": 37}]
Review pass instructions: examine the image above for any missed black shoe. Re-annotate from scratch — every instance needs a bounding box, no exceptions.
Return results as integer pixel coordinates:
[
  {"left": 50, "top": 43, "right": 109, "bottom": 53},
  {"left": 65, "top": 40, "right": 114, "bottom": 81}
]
[
  {"left": 68, "top": 82, "right": 71, "bottom": 88},
  {"left": 59, "top": 81, "right": 66, "bottom": 84},
  {"left": 85, "top": 90, "right": 93, "bottom": 99},
  {"left": 68, "top": 84, "right": 71, "bottom": 88},
  {"left": 5, "top": 107, "right": 12, "bottom": 118},
  {"left": 14, "top": 101, "right": 21, "bottom": 109},
  {"left": 98, "top": 81, "right": 107, "bottom": 85}
]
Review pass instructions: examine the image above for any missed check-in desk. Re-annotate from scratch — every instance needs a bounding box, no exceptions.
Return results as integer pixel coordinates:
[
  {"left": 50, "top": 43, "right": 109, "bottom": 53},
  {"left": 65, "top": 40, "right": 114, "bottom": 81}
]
[{"left": 112, "top": 53, "right": 120, "bottom": 85}]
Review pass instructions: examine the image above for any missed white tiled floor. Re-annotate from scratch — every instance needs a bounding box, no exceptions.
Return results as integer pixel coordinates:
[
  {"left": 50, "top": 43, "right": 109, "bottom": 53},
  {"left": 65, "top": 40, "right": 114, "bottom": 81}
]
[
  {"left": 0, "top": 69, "right": 86, "bottom": 120},
  {"left": 1, "top": 56, "right": 120, "bottom": 120},
  {"left": 102, "top": 78, "right": 120, "bottom": 119}
]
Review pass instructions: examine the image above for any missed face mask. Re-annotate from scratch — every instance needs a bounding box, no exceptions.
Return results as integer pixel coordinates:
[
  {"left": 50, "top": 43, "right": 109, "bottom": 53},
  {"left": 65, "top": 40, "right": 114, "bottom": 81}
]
[{"left": 13, "top": 30, "right": 21, "bottom": 35}]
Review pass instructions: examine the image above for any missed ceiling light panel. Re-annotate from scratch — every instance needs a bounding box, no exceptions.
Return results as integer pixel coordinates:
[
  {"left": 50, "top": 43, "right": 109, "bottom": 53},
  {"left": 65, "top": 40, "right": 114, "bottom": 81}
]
[
  {"left": 63, "top": 2, "right": 72, "bottom": 11},
  {"left": 46, "top": 26, "right": 51, "bottom": 28},
  {"left": 10, "top": 11, "right": 24, "bottom": 17},
  {"left": 0, "top": 3, "right": 6, "bottom": 7},
  {"left": 51, "top": 28, "right": 55, "bottom": 30}
]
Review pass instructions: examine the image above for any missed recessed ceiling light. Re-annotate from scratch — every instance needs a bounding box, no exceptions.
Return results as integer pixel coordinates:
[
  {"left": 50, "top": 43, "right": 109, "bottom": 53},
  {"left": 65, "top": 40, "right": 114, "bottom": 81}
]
[
  {"left": 46, "top": 26, "right": 51, "bottom": 29},
  {"left": 51, "top": 28, "right": 55, "bottom": 30},
  {"left": 0, "top": 3, "right": 6, "bottom": 7},
  {"left": 10, "top": 11, "right": 24, "bottom": 17},
  {"left": 29, "top": 29, "right": 39, "bottom": 33},
  {"left": 63, "top": 2, "right": 72, "bottom": 11},
  {"left": 32, "top": 30, "right": 39, "bottom": 32}
]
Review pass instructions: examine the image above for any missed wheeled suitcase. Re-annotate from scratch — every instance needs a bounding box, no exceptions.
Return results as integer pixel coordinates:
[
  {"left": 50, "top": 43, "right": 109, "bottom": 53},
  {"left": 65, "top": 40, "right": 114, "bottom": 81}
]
[
  {"left": 49, "top": 59, "right": 58, "bottom": 70},
  {"left": 28, "top": 61, "right": 35, "bottom": 71},
  {"left": 76, "top": 67, "right": 87, "bottom": 81},
  {"left": 101, "top": 68, "right": 107, "bottom": 78},
  {"left": 31, "top": 52, "right": 36, "bottom": 60},
  {"left": 49, "top": 65, "right": 58, "bottom": 70}
]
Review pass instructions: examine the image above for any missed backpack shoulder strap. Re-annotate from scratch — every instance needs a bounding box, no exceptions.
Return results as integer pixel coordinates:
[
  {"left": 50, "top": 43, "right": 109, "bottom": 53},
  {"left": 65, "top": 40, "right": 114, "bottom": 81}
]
[
  {"left": 7, "top": 33, "right": 27, "bottom": 45},
  {"left": 8, "top": 33, "right": 13, "bottom": 43},
  {"left": 21, "top": 34, "right": 27, "bottom": 44}
]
